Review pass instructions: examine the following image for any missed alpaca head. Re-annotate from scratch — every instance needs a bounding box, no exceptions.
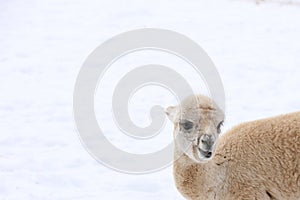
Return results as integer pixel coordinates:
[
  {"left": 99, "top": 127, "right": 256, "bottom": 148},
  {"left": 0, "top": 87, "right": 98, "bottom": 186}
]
[{"left": 166, "top": 95, "right": 224, "bottom": 162}]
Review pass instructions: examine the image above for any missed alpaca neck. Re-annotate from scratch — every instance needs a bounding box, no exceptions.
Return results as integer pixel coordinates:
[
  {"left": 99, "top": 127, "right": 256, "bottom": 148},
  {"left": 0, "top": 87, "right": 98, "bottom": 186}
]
[
  {"left": 173, "top": 145, "right": 213, "bottom": 199},
  {"left": 173, "top": 144, "right": 228, "bottom": 199}
]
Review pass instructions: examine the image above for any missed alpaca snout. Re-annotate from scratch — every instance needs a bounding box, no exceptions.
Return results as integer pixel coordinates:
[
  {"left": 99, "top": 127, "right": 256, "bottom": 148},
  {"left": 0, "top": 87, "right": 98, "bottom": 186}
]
[{"left": 199, "top": 134, "right": 214, "bottom": 151}]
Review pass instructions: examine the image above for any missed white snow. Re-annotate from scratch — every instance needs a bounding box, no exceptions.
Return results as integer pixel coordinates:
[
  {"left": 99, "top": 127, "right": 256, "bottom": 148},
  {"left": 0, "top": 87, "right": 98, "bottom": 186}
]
[{"left": 1, "top": 0, "right": 300, "bottom": 199}]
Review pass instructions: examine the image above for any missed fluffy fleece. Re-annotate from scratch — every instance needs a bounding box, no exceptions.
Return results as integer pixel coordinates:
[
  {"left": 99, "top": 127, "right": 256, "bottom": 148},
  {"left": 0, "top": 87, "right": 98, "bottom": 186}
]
[{"left": 171, "top": 98, "right": 300, "bottom": 199}]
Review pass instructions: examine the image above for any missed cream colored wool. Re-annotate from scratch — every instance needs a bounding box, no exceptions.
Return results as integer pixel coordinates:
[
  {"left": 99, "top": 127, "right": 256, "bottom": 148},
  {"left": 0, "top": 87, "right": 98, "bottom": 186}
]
[{"left": 167, "top": 95, "right": 300, "bottom": 200}]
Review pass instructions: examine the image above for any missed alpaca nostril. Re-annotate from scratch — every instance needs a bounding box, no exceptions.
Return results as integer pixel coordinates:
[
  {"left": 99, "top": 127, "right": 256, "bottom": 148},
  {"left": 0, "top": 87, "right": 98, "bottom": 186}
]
[
  {"left": 201, "top": 139, "right": 211, "bottom": 146},
  {"left": 201, "top": 134, "right": 214, "bottom": 147}
]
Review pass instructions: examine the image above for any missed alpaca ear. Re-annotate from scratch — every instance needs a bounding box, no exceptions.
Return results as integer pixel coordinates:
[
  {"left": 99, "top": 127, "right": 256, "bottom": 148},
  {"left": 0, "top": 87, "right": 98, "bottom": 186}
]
[{"left": 165, "top": 106, "right": 178, "bottom": 123}]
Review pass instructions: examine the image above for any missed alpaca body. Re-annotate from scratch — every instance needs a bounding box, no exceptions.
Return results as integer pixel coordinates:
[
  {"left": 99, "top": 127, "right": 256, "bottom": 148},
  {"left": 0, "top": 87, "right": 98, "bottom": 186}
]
[{"left": 174, "top": 111, "right": 300, "bottom": 200}]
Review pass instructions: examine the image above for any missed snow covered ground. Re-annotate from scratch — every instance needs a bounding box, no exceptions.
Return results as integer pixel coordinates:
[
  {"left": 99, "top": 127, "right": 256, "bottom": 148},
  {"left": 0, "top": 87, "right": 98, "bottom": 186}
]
[{"left": 1, "top": 0, "right": 300, "bottom": 199}]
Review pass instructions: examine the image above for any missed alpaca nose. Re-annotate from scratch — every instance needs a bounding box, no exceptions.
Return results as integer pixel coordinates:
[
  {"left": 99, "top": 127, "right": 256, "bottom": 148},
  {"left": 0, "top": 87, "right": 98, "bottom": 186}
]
[{"left": 200, "top": 134, "right": 214, "bottom": 147}]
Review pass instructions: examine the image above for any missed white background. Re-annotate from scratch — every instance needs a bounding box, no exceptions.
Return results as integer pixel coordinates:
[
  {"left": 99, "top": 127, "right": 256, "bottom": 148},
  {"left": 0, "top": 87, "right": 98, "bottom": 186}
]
[{"left": 1, "top": 0, "right": 300, "bottom": 199}]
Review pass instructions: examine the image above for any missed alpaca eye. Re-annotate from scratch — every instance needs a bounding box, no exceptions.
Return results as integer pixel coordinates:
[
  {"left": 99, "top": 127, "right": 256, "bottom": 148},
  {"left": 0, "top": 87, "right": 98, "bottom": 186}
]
[
  {"left": 181, "top": 120, "right": 194, "bottom": 130},
  {"left": 217, "top": 121, "right": 224, "bottom": 134}
]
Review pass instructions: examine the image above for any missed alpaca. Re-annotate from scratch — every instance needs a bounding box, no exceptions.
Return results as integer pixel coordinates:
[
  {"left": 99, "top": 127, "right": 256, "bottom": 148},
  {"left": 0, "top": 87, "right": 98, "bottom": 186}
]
[{"left": 166, "top": 95, "right": 300, "bottom": 200}]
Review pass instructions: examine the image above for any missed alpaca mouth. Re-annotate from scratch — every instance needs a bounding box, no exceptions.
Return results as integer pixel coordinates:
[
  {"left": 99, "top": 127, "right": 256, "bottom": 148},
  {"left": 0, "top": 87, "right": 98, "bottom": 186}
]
[{"left": 199, "top": 148, "right": 212, "bottom": 158}]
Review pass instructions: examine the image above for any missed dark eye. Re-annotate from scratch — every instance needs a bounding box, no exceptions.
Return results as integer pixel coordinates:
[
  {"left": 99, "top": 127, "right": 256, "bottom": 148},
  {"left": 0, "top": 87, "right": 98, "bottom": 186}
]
[
  {"left": 217, "top": 121, "right": 224, "bottom": 133},
  {"left": 181, "top": 120, "right": 194, "bottom": 130}
]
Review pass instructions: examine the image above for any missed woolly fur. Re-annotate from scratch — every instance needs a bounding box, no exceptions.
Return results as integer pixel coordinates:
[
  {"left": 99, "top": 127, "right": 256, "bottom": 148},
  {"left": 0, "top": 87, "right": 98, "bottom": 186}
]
[{"left": 172, "top": 100, "right": 300, "bottom": 199}]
